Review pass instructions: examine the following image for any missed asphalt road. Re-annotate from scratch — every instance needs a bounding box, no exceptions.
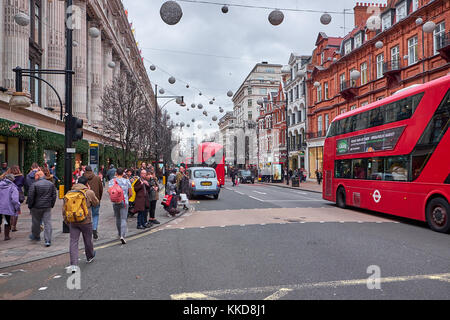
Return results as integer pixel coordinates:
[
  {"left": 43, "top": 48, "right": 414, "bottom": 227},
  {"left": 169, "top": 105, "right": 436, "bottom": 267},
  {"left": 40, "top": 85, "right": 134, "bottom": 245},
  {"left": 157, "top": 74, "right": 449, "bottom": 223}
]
[{"left": 1, "top": 182, "right": 449, "bottom": 301}]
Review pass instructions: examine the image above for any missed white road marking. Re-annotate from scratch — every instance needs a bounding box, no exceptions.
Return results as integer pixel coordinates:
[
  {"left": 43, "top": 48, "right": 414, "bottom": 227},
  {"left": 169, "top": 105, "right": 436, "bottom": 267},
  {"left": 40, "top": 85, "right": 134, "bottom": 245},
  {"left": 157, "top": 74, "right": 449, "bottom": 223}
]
[
  {"left": 171, "top": 272, "right": 450, "bottom": 300},
  {"left": 235, "top": 191, "right": 245, "bottom": 195},
  {"left": 53, "top": 275, "right": 62, "bottom": 279},
  {"left": 38, "top": 287, "right": 48, "bottom": 291},
  {"left": 264, "top": 288, "right": 293, "bottom": 300},
  {"left": 253, "top": 191, "right": 267, "bottom": 195},
  {"left": 249, "top": 196, "right": 264, "bottom": 202}
]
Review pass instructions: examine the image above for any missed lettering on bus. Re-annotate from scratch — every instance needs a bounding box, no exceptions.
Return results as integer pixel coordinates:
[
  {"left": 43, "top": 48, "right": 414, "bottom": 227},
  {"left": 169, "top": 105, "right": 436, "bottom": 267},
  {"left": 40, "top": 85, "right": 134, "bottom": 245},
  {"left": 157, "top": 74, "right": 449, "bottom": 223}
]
[{"left": 336, "top": 127, "right": 405, "bottom": 155}]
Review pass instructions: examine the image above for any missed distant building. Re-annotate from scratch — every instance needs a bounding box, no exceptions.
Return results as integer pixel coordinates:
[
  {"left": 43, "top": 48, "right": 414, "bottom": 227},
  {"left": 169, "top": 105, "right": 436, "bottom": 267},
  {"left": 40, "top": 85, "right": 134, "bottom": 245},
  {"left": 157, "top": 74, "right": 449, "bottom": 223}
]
[{"left": 232, "top": 62, "right": 282, "bottom": 167}]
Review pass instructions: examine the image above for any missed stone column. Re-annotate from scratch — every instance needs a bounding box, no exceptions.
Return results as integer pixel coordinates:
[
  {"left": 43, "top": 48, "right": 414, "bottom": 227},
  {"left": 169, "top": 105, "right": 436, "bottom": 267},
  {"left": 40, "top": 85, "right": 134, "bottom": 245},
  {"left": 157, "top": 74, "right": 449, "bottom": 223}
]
[
  {"left": 89, "top": 22, "right": 103, "bottom": 123},
  {"left": 72, "top": 0, "right": 87, "bottom": 119},
  {"left": 3, "top": 0, "right": 30, "bottom": 91},
  {"left": 102, "top": 40, "right": 113, "bottom": 88},
  {"left": 46, "top": 0, "right": 66, "bottom": 112}
]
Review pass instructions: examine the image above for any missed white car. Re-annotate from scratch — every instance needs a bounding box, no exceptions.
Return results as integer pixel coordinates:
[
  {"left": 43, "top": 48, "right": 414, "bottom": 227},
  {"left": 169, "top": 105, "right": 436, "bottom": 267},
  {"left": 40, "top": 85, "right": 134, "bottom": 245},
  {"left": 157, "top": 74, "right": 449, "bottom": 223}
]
[{"left": 187, "top": 167, "right": 220, "bottom": 199}]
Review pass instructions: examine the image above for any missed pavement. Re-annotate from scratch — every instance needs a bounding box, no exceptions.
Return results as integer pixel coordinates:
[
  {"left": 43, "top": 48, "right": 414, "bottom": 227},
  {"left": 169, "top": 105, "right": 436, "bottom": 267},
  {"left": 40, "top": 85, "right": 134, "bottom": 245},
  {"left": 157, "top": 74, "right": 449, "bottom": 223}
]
[
  {"left": 257, "top": 179, "right": 323, "bottom": 193},
  {"left": 0, "top": 188, "right": 185, "bottom": 270}
]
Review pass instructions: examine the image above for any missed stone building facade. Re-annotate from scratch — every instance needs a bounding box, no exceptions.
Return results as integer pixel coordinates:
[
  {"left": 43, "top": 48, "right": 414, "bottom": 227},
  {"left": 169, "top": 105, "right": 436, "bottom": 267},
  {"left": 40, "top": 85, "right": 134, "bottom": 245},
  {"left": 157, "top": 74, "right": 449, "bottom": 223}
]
[{"left": 0, "top": 0, "right": 154, "bottom": 172}]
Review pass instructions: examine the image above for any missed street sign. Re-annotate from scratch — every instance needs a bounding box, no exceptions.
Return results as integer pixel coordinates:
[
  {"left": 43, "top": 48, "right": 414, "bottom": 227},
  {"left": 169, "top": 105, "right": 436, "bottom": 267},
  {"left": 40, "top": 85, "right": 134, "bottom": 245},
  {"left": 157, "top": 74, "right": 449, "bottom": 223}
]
[{"left": 66, "top": 148, "right": 76, "bottom": 153}]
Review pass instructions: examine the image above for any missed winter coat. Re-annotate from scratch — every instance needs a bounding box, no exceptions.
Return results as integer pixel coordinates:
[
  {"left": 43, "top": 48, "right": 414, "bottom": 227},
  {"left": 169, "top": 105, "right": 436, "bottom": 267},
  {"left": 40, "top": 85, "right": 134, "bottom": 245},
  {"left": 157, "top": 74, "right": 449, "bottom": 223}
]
[
  {"left": 106, "top": 168, "right": 117, "bottom": 181},
  {"left": 0, "top": 179, "right": 20, "bottom": 216},
  {"left": 27, "top": 177, "right": 57, "bottom": 209},
  {"left": 167, "top": 174, "right": 177, "bottom": 195},
  {"left": 62, "top": 184, "right": 99, "bottom": 225},
  {"left": 24, "top": 169, "right": 38, "bottom": 194},
  {"left": 83, "top": 171, "right": 103, "bottom": 202},
  {"left": 133, "top": 179, "right": 150, "bottom": 212},
  {"left": 148, "top": 177, "right": 160, "bottom": 201},
  {"left": 179, "top": 175, "right": 190, "bottom": 195}
]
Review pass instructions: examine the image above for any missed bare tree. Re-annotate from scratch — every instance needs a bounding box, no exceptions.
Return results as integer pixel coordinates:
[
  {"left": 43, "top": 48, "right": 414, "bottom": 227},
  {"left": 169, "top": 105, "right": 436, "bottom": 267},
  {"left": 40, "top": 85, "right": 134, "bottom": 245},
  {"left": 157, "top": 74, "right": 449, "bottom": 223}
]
[{"left": 100, "top": 73, "right": 149, "bottom": 168}]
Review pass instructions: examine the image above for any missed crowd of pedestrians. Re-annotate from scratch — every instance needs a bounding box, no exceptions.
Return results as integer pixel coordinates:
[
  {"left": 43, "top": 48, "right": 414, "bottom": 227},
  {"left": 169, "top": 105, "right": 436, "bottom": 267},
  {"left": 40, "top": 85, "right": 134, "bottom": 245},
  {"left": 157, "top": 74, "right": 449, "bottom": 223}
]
[{"left": 0, "top": 161, "right": 187, "bottom": 272}]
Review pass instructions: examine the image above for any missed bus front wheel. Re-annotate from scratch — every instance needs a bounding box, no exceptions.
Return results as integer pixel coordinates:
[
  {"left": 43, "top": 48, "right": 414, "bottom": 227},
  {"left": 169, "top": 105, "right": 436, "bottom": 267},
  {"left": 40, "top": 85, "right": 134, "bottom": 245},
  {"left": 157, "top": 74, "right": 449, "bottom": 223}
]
[
  {"left": 336, "top": 187, "right": 347, "bottom": 209},
  {"left": 426, "top": 197, "right": 450, "bottom": 233}
]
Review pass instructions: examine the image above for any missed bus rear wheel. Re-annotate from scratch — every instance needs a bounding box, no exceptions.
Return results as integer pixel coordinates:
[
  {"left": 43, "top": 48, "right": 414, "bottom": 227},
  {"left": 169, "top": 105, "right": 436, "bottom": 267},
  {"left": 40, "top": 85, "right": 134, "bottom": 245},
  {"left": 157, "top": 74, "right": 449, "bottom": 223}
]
[
  {"left": 426, "top": 197, "right": 450, "bottom": 233},
  {"left": 336, "top": 187, "right": 346, "bottom": 209}
]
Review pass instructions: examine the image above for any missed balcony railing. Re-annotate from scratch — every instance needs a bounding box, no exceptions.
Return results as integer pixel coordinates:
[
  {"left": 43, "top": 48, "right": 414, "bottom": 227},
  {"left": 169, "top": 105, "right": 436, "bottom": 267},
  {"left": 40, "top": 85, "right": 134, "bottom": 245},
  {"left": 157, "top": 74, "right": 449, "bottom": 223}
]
[
  {"left": 382, "top": 59, "right": 402, "bottom": 74},
  {"left": 340, "top": 80, "right": 357, "bottom": 92},
  {"left": 437, "top": 32, "right": 450, "bottom": 62},
  {"left": 306, "top": 131, "right": 326, "bottom": 139}
]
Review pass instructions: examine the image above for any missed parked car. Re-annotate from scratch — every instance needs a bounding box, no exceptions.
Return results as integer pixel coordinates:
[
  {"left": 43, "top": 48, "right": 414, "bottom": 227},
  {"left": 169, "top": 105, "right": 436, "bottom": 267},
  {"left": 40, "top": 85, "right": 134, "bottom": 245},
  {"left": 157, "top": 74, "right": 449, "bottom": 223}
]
[
  {"left": 187, "top": 167, "right": 220, "bottom": 199},
  {"left": 238, "top": 170, "right": 255, "bottom": 184}
]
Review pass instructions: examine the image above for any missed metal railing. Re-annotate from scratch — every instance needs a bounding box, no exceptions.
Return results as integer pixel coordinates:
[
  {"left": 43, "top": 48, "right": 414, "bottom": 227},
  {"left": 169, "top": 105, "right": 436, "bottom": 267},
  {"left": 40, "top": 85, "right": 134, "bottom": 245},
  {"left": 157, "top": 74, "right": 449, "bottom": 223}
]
[
  {"left": 382, "top": 59, "right": 402, "bottom": 73},
  {"left": 340, "top": 80, "right": 357, "bottom": 92},
  {"left": 306, "top": 131, "right": 326, "bottom": 139}
]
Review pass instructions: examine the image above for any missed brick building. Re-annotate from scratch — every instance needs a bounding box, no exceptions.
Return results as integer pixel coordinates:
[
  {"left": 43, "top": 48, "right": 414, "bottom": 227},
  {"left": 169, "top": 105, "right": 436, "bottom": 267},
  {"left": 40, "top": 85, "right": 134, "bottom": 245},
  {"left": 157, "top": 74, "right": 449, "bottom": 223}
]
[{"left": 306, "top": 0, "right": 450, "bottom": 179}]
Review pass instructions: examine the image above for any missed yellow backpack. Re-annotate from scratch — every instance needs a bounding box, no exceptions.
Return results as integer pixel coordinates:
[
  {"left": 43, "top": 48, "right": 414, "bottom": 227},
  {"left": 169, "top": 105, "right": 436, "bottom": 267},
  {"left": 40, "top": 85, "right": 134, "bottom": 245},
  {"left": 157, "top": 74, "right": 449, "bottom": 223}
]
[
  {"left": 63, "top": 189, "right": 88, "bottom": 223},
  {"left": 128, "top": 178, "right": 139, "bottom": 203}
]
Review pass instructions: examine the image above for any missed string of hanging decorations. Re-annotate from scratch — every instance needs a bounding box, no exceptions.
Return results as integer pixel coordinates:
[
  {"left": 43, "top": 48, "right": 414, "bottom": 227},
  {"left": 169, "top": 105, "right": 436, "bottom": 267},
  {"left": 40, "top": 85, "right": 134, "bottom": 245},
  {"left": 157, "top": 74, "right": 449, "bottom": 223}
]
[{"left": 159, "top": 0, "right": 351, "bottom": 26}]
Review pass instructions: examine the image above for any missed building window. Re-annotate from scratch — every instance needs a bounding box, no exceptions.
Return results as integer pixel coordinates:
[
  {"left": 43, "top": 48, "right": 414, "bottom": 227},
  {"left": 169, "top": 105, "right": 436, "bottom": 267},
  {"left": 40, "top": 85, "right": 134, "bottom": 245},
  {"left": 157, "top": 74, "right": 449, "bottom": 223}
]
[
  {"left": 248, "top": 111, "right": 252, "bottom": 120},
  {"left": 259, "top": 88, "right": 267, "bottom": 95},
  {"left": 408, "top": 36, "right": 418, "bottom": 65},
  {"left": 317, "top": 84, "right": 322, "bottom": 102},
  {"left": 361, "top": 101, "right": 369, "bottom": 107},
  {"left": 324, "top": 82, "right": 329, "bottom": 100},
  {"left": 376, "top": 53, "right": 384, "bottom": 79},
  {"left": 340, "top": 108, "right": 346, "bottom": 114},
  {"left": 295, "top": 85, "right": 299, "bottom": 99},
  {"left": 317, "top": 115, "right": 323, "bottom": 134},
  {"left": 340, "top": 73, "right": 346, "bottom": 91},
  {"left": 290, "top": 89, "right": 293, "bottom": 102},
  {"left": 396, "top": 1, "right": 407, "bottom": 22},
  {"left": 361, "top": 62, "right": 368, "bottom": 85},
  {"left": 321, "top": 52, "right": 325, "bottom": 65},
  {"left": 325, "top": 114, "right": 329, "bottom": 131},
  {"left": 350, "top": 105, "right": 357, "bottom": 110},
  {"left": 382, "top": 12, "right": 391, "bottom": 31},
  {"left": 350, "top": 69, "right": 357, "bottom": 87},
  {"left": 434, "top": 22, "right": 446, "bottom": 55},
  {"left": 248, "top": 87, "right": 253, "bottom": 95},
  {"left": 29, "top": 59, "right": 41, "bottom": 106},
  {"left": 391, "top": 45, "right": 400, "bottom": 63},
  {"left": 344, "top": 40, "right": 352, "bottom": 55},
  {"left": 355, "top": 33, "right": 362, "bottom": 48},
  {"left": 412, "top": 0, "right": 419, "bottom": 12},
  {"left": 30, "top": 0, "right": 42, "bottom": 46},
  {"left": 248, "top": 99, "right": 253, "bottom": 107}
]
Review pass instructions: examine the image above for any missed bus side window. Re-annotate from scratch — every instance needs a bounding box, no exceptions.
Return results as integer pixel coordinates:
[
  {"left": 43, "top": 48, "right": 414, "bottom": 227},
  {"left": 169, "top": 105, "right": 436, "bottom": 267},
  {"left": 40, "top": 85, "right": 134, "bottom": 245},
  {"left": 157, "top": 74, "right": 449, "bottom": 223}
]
[
  {"left": 335, "top": 160, "right": 352, "bottom": 179},
  {"left": 385, "top": 156, "right": 409, "bottom": 181},
  {"left": 352, "top": 159, "right": 367, "bottom": 179}
]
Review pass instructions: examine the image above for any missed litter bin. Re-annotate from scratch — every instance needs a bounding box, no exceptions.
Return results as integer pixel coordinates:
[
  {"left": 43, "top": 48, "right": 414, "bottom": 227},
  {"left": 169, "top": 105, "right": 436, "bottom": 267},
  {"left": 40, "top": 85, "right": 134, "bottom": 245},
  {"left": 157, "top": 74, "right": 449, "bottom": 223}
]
[{"left": 292, "top": 177, "right": 299, "bottom": 187}]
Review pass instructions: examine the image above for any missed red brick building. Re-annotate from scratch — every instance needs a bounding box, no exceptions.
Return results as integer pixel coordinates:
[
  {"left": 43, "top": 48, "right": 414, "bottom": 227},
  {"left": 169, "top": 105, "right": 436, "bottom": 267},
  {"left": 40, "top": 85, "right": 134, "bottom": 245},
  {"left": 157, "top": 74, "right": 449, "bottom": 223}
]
[
  {"left": 257, "top": 84, "right": 287, "bottom": 172},
  {"left": 306, "top": 0, "right": 450, "bottom": 179}
]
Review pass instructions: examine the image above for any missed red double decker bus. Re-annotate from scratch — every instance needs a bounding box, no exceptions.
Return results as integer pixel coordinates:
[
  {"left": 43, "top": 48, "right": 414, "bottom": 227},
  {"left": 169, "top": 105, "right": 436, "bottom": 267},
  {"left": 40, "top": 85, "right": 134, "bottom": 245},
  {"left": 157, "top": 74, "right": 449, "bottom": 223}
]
[
  {"left": 195, "top": 142, "right": 226, "bottom": 187},
  {"left": 323, "top": 75, "right": 450, "bottom": 233}
]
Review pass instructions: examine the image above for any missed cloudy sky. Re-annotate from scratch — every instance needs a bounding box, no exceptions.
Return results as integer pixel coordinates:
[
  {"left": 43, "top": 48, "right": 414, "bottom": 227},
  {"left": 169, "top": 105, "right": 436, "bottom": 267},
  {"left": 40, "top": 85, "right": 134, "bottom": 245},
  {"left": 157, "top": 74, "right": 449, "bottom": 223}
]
[{"left": 122, "top": 0, "right": 373, "bottom": 138}]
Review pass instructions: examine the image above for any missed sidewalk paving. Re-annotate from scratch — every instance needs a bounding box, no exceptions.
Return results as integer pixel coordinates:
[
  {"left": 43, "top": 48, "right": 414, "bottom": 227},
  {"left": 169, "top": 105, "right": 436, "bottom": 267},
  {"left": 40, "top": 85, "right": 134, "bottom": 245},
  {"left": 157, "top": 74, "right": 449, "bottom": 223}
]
[
  {"left": 258, "top": 180, "right": 323, "bottom": 194},
  {"left": 0, "top": 189, "right": 183, "bottom": 269}
]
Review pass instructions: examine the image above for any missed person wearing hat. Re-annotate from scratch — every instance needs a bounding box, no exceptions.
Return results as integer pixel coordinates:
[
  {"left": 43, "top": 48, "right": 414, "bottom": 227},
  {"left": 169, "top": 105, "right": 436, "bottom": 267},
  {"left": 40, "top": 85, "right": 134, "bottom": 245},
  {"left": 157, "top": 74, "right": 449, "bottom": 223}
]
[
  {"left": 83, "top": 166, "right": 103, "bottom": 240},
  {"left": 0, "top": 174, "right": 20, "bottom": 241}
]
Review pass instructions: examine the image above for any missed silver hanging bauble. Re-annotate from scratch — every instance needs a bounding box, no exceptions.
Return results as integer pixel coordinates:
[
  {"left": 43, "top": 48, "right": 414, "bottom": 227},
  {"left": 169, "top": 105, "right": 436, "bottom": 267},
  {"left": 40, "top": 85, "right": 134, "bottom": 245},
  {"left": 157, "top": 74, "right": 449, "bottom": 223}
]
[
  {"left": 126, "top": 48, "right": 131, "bottom": 54},
  {"left": 296, "top": 70, "right": 306, "bottom": 78},
  {"left": 14, "top": 12, "right": 30, "bottom": 26},
  {"left": 198, "top": 125, "right": 202, "bottom": 129},
  {"left": 350, "top": 70, "right": 361, "bottom": 81},
  {"left": 150, "top": 65, "right": 156, "bottom": 71},
  {"left": 159, "top": 88, "right": 165, "bottom": 94},
  {"left": 160, "top": 1, "right": 183, "bottom": 25},
  {"left": 176, "top": 112, "right": 179, "bottom": 115},
  {"left": 108, "top": 61, "right": 116, "bottom": 69},
  {"left": 192, "top": 119, "right": 195, "bottom": 123},
  {"left": 375, "top": 41, "right": 383, "bottom": 49},
  {"left": 422, "top": 21, "right": 436, "bottom": 33},
  {"left": 88, "top": 27, "right": 101, "bottom": 38},
  {"left": 198, "top": 104, "right": 203, "bottom": 109},
  {"left": 186, "top": 84, "right": 190, "bottom": 88},
  {"left": 415, "top": 18, "right": 423, "bottom": 26},
  {"left": 313, "top": 81, "right": 320, "bottom": 88},
  {"left": 187, "top": 124, "right": 190, "bottom": 128},
  {"left": 72, "top": 41, "right": 79, "bottom": 47},
  {"left": 222, "top": 5, "right": 229, "bottom": 14},
  {"left": 180, "top": 122, "right": 185, "bottom": 127},
  {"left": 168, "top": 76, "right": 176, "bottom": 84},
  {"left": 320, "top": 13, "right": 332, "bottom": 25},
  {"left": 209, "top": 100, "right": 213, "bottom": 105},
  {"left": 366, "top": 15, "right": 381, "bottom": 31},
  {"left": 227, "top": 90, "right": 233, "bottom": 97},
  {"left": 268, "top": 10, "right": 284, "bottom": 26},
  {"left": 191, "top": 103, "right": 196, "bottom": 108},
  {"left": 212, "top": 116, "right": 218, "bottom": 121},
  {"left": 187, "top": 108, "right": 190, "bottom": 111},
  {"left": 199, "top": 92, "right": 202, "bottom": 96}
]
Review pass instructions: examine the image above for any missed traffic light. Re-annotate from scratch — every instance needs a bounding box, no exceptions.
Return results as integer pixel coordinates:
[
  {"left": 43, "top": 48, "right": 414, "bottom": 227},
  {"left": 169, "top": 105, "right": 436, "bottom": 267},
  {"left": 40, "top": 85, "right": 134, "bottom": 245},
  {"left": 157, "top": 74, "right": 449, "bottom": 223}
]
[{"left": 72, "top": 117, "right": 83, "bottom": 142}]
